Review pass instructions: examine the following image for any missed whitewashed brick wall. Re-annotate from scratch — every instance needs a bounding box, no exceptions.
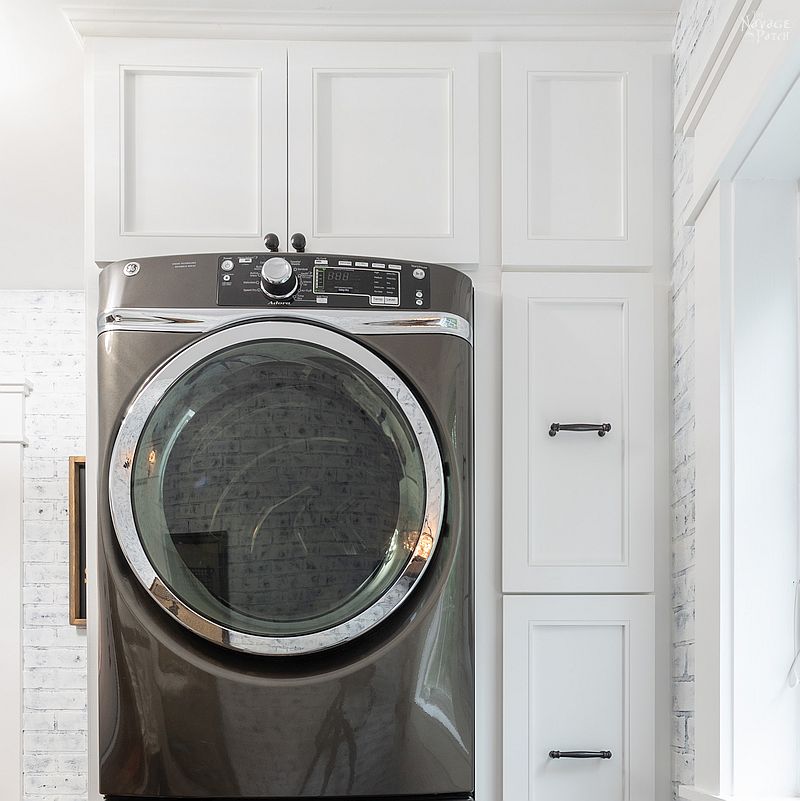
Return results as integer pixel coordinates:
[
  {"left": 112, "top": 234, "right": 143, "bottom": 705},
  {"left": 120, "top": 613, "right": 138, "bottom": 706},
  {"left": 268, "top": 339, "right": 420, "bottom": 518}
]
[
  {"left": 672, "top": 0, "right": 723, "bottom": 797},
  {"left": 0, "top": 291, "right": 87, "bottom": 801}
]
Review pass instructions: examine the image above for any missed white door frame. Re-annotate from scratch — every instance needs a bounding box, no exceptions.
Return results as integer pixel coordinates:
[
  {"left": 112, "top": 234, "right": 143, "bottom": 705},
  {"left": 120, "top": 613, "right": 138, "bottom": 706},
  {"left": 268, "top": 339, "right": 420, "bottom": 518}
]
[
  {"left": 0, "top": 378, "right": 31, "bottom": 800},
  {"left": 679, "top": 5, "right": 800, "bottom": 798}
]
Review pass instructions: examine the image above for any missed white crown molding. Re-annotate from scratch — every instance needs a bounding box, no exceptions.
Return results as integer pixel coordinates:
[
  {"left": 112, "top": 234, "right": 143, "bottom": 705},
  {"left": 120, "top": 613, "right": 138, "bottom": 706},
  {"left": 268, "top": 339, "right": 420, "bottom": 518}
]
[{"left": 62, "top": 6, "right": 677, "bottom": 42}]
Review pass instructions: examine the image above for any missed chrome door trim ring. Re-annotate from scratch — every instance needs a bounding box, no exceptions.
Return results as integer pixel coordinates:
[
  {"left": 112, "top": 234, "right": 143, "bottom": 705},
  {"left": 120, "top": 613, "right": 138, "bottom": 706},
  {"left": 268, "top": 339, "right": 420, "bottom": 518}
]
[
  {"left": 98, "top": 307, "right": 472, "bottom": 344},
  {"left": 109, "top": 320, "right": 446, "bottom": 656}
]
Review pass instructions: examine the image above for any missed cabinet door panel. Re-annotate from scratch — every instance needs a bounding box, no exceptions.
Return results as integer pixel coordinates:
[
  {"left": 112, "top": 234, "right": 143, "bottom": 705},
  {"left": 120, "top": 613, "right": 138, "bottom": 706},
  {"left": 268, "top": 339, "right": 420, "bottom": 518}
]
[
  {"left": 526, "top": 73, "right": 624, "bottom": 241},
  {"left": 503, "top": 595, "right": 654, "bottom": 801},
  {"left": 313, "top": 70, "right": 451, "bottom": 237},
  {"left": 503, "top": 274, "right": 654, "bottom": 592},
  {"left": 94, "top": 39, "right": 287, "bottom": 261},
  {"left": 121, "top": 68, "right": 260, "bottom": 237},
  {"left": 502, "top": 43, "right": 653, "bottom": 267},
  {"left": 288, "top": 43, "right": 478, "bottom": 263}
]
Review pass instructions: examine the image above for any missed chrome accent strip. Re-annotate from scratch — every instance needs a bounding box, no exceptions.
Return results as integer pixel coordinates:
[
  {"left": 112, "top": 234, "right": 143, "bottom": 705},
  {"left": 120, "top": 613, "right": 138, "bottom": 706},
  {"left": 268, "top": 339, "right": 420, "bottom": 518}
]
[
  {"left": 109, "top": 320, "right": 446, "bottom": 656},
  {"left": 98, "top": 307, "right": 472, "bottom": 344}
]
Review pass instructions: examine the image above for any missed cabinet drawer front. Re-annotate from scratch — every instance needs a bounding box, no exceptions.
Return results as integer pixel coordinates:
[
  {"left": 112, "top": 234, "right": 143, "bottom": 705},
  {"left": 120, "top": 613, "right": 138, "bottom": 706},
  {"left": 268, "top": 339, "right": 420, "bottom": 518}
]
[
  {"left": 501, "top": 43, "right": 654, "bottom": 267},
  {"left": 288, "top": 43, "right": 479, "bottom": 264},
  {"left": 502, "top": 274, "right": 654, "bottom": 592},
  {"left": 503, "top": 595, "right": 654, "bottom": 801}
]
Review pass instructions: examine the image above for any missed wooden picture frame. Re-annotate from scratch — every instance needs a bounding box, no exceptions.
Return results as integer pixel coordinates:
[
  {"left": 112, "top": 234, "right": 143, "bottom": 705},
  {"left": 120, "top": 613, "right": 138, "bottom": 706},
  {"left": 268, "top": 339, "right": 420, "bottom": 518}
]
[{"left": 69, "top": 456, "right": 87, "bottom": 626}]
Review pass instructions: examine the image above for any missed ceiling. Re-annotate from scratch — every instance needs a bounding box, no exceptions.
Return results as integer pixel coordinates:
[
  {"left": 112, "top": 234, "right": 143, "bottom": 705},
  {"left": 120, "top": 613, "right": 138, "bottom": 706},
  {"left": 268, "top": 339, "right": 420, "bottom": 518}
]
[{"left": 63, "top": 0, "right": 682, "bottom": 16}]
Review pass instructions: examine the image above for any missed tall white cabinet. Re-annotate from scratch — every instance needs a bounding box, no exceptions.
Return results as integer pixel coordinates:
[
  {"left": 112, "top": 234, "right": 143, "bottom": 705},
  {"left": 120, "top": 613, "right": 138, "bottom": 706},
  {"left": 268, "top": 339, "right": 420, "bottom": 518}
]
[{"left": 501, "top": 42, "right": 660, "bottom": 801}]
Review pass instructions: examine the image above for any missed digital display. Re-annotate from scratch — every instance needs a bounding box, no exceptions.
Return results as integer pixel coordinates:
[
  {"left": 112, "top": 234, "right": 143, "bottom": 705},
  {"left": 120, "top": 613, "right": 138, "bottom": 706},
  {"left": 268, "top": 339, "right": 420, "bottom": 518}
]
[
  {"left": 314, "top": 266, "right": 399, "bottom": 299},
  {"left": 327, "top": 270, "right": 354, "bottom": 286}
]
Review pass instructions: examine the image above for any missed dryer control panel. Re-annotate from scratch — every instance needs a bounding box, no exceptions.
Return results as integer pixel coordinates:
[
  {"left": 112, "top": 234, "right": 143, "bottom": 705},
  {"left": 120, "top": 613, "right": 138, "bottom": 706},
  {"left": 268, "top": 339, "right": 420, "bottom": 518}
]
[
  {"left": 217, "top": 253, "right": 430, "bottom": 311},
  {"left": 216, "top": 253, "right": 431, "bottom": 309}
]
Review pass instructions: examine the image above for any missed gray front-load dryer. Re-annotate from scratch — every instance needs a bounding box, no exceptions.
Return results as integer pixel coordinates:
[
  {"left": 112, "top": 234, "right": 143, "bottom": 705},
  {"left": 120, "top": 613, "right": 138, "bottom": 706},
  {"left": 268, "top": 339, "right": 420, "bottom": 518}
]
[{"left": 96, "top": 251, "right": 474, "bottom": 799}]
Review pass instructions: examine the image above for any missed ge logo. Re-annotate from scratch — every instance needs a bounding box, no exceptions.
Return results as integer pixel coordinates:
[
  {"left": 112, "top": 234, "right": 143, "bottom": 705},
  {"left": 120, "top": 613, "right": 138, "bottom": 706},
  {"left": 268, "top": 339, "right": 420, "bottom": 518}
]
[{"left": 123, "top": 262, "right": 140, "bottom": 276}]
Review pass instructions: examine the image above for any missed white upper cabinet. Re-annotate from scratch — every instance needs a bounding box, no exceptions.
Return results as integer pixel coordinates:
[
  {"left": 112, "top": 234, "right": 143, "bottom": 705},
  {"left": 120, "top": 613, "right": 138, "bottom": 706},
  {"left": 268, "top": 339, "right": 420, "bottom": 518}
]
[
  {"left": 501, "top": 43, "right": 654, "bottom": 267},
  {"left": 504, "top": 594, "right": 654, "bottom": 801},
  {"left": 502, "top": 273, "right": 654, "bottom": 593},
  {"left": 287, "top": 43, "right": 479, "bottom": 263},
  {"left": 92, "top": 40, "right": 480, "bottom": 264},
  {"left": 93, "top": 39, "right": 287, "bottom": 262}
]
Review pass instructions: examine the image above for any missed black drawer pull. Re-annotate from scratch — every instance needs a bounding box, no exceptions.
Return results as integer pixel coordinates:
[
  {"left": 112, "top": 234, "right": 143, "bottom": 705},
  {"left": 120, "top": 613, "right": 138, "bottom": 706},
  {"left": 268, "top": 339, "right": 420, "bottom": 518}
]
[
  {"left": 549, "top": 423, "right": 611, "bottom": 437},
  {"left": 549, "top": 750, "right": 612, "bottom": 759}
]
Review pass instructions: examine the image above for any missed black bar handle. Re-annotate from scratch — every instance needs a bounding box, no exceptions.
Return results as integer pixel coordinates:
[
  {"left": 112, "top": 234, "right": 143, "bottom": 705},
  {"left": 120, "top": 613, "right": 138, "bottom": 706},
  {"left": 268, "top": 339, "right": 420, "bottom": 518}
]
[
  {"left": 549, "top": 750, "right": 612, "bottom": 760},
  {"left": 549, "top": 423, "right": 611, "bottom": 438}
]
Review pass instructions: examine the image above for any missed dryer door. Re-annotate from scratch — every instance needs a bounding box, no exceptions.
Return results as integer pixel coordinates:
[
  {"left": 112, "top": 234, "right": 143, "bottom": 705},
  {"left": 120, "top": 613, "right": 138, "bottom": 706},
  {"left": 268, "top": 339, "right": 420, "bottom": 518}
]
[{"left": 109, "top": 320, "right": 444, "bottom": 655}]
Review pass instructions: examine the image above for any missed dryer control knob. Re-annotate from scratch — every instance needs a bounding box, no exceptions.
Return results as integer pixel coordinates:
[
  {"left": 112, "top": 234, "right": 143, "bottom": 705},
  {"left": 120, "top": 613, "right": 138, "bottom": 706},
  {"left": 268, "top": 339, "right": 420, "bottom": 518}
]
[{"left": 260, "top": 257, "right": 298, "bottom": 299}]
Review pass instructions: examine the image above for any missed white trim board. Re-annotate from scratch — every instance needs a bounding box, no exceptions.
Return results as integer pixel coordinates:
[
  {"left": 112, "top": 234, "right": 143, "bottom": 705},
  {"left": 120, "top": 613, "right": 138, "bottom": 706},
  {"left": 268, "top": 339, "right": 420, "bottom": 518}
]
[
  {"left": 62, "top": 7, "right": 677, "bottom": 42},
  {"left": 674, "top": 0, "right": 799, "bottom": 138},
  {"left": 681, "top": 788, "right": 800, "bottom": 801},
  {"left": 676, "top": 0, "right": 800, "bottom": 225},
  {"left": 688, "top": 58, "right": 800, "bottom": 798},
  {"left": 0, "top": 378, "right": 30, "bottom": 801},
  {"left": 685, "top": 38, "right": 800, "bottom": 224},
  {"left": 674, "top": 0, "right": 756, "bottom": 135}
]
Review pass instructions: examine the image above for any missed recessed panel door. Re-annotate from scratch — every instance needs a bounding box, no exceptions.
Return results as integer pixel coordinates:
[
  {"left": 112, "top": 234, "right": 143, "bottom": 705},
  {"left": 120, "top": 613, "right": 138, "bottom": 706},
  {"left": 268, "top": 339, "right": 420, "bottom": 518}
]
[
  {"left": 503, "top": 273, "right": 654, "bottom": 592},
  {"left": 288, "top": 43, "right": 479, "bottom": 263},
  {"left": 503, "top": 595, "right": 654, "bottom": 801},
  {"left": 93, "top": 39, "right": 287, "bottom": 261},
  {"left": 502, "top": 43, "right": 654, "bottom": 267}
]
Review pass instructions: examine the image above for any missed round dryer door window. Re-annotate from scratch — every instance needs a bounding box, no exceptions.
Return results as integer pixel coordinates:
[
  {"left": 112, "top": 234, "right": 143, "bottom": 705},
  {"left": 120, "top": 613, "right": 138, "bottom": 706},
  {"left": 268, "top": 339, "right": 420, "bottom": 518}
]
[{"left": 109, "top": 321, "right": 444, "bottom": 655}]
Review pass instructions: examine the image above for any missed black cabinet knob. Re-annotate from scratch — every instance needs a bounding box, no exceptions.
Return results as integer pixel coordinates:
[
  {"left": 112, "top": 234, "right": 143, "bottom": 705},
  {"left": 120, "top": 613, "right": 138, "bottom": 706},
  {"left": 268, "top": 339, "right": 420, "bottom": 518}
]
[
  {"left": 264, "top": 233, "right": 280, "bottom": 252},
  {"left": 291, "top": 232, "right": 306, "bottom": 253}
]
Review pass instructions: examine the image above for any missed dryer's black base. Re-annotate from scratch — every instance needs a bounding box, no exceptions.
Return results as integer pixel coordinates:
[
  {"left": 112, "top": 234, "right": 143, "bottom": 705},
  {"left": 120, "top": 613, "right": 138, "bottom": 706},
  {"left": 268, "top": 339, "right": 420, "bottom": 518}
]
[{"left": 106, "top": 796, "right": 473, "bottom": 801}]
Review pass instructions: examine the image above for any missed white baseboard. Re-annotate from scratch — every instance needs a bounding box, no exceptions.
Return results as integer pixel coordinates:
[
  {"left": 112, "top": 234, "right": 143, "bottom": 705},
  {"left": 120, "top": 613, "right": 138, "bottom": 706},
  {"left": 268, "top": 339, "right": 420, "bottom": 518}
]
[{"left": 680, "top": 786, "right": 800, "bottom": 801}]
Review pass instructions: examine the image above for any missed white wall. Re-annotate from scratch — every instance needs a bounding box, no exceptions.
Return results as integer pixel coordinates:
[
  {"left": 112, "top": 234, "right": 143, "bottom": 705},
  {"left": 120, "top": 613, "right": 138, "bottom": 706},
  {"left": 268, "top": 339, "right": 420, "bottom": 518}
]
[
  {"left": 0, "top": 0, "right": 84, "bottom": 290},
  {"left": 730, "top": 179, "right": 799, "bottom": 795},
  {"left": 0, "top": 291, "right": 88, "bottom": 801}
]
